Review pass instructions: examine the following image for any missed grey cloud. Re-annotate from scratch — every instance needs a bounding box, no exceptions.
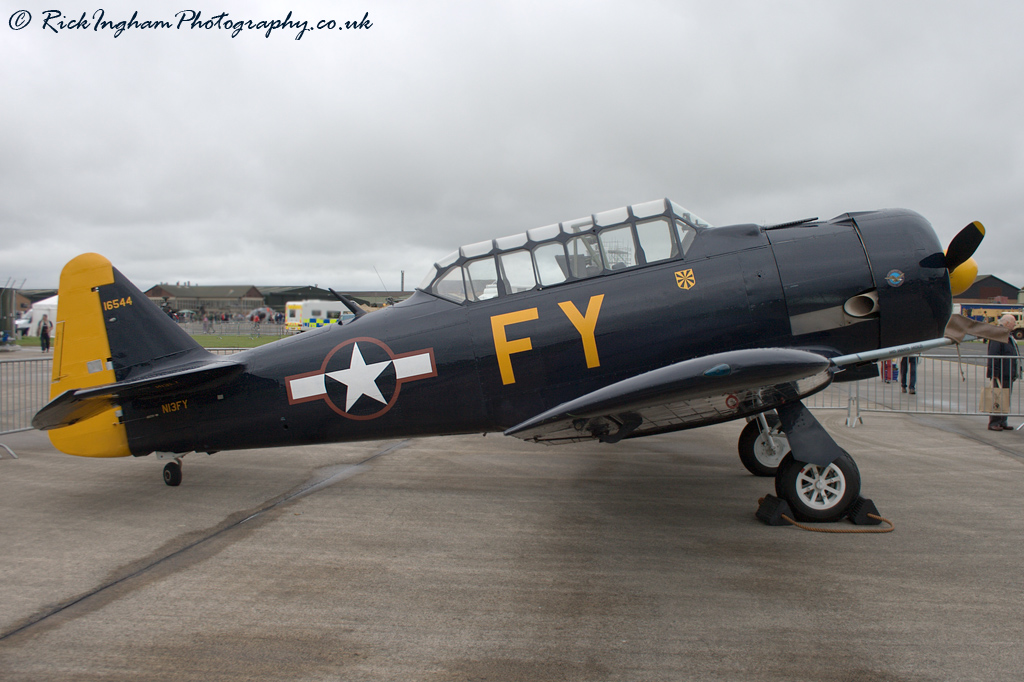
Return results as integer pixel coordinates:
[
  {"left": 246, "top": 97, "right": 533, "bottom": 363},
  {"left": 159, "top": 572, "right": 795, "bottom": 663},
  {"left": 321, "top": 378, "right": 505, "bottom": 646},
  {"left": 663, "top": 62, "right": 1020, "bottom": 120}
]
[{"left": 2, "top": 1, "right": 1023, "bottom": 291}]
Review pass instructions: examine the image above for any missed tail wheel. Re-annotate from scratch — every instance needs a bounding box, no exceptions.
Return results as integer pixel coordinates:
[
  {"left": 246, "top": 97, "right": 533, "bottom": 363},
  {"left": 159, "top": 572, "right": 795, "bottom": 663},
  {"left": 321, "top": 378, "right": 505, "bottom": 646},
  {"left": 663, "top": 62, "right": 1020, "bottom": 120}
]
[
  {"left": 738, "top": 413, "right": 790, "bottom": 477},
  {"left": 774, "top": 452, "right": 860, "bottom": 522},
  {"left": 163, "top": 461, "right": 182, "bottom": 487}
]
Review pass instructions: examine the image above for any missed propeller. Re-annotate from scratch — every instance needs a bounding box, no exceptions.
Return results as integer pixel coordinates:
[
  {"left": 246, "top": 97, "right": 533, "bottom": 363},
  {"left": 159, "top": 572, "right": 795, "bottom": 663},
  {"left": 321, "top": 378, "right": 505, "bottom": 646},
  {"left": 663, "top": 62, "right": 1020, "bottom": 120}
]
[
  {"left": 946, "top": 221, "right": 985, "bottom": 297},
  {"left": 945, "top": 220, "right": 985, "bottom": 272}
]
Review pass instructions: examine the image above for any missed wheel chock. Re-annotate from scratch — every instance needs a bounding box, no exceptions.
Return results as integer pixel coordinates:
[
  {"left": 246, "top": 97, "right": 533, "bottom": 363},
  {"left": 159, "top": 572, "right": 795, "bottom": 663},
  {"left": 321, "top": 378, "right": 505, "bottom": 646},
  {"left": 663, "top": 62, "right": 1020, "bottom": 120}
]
[
  {"left": 846, "top": 496, "right": 883, "bottom": 525},
  {"left": 756, "top": 494, "right": 893, "bottom": 532},
  {"left": 755, "top": 494, "right": 794, "bottom": 526}
]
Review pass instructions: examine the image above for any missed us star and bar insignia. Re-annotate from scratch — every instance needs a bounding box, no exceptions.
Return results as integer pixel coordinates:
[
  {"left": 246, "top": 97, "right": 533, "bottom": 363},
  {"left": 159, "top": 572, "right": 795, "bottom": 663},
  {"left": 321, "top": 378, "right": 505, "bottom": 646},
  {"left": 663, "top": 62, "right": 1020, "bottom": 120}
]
[{"left": 286, "top": 337, "right": 436, "bottom": 420}]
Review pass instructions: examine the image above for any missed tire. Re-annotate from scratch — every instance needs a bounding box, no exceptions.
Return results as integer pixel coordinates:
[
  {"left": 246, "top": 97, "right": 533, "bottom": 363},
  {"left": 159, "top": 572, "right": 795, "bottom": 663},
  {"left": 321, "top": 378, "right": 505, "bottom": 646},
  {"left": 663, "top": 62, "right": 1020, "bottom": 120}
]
[
  {"left": 1014, "top": 329, "right": 1024, "bottom": 341},
  {"left": 738, "top": 413, "right": 790, "bottom": 477},
  {"left": 774, "top": 451, "right": 860, "bottom": 522},
  {"left": 163, "top": 461, "right": 182, "bottom": 487}
]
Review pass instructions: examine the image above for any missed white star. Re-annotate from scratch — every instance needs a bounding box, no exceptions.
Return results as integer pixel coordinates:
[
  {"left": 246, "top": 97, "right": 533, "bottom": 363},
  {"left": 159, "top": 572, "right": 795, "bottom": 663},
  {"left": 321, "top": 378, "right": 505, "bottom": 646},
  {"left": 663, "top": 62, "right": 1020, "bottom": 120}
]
[{"left": 326, "top": 343, "right": 392, "bottom": 411}]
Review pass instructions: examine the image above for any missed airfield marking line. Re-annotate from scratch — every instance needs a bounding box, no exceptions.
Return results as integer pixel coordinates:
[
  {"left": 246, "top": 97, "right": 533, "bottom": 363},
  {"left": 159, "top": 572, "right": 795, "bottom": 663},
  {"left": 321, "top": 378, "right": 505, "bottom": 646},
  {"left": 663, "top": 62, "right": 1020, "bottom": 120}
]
[{"left": 0, "top": 440, "right": 411, "bottom": 643}]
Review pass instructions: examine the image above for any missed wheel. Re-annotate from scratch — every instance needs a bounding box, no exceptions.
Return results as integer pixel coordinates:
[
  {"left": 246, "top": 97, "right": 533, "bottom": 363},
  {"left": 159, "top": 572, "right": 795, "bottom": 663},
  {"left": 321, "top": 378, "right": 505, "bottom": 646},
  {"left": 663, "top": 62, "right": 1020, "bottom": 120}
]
[
  {"left": 738, "top": 413, "right": 790, "bottom": 477},
  {"left": 1014, "top": 329, "right": 1024, "bottom": 340},
  {"left": 163, "top": 461, "right": 182, "bottom": 487},
  {"left": 774, "top": 451, "right": 860, "bottom": 522}
]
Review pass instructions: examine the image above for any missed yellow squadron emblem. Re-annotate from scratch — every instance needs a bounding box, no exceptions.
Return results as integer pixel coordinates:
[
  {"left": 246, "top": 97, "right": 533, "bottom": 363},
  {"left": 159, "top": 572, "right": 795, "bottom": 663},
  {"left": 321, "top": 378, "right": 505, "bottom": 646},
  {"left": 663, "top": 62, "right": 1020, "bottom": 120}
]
[{"left": 675, "top": 269, "right": 696, "bottom": 290}]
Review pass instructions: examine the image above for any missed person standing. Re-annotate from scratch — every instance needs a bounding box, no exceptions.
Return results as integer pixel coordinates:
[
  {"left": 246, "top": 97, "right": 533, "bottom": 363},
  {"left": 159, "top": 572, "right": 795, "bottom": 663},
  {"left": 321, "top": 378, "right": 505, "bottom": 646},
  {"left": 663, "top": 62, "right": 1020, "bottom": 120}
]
[
  {"left": 987, "top": 314, "right": 1020, "bottom": 431},
  {"left": 900, "top": 356, "right": 918, "bottom": 394},
  {"left": 39, "top": 314, "right": 52, "bottom": 353}
]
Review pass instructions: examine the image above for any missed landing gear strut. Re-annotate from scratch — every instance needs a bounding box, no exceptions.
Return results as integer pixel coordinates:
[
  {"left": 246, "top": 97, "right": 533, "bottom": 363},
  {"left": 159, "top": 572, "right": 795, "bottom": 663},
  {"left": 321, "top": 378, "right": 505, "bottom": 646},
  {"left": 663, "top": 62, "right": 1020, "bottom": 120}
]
[{"left": 759, "top": 400, "right": 862, "bottom": 523}]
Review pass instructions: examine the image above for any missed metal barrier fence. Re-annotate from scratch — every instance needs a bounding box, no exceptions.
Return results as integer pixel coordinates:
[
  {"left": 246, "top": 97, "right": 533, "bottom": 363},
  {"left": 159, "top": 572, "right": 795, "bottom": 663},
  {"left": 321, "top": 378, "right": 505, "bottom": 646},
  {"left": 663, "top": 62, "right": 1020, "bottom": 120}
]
[
  {"left": 805, "top": 353, "right": 1023, "bottom": 423},
  {"left": 1, "top": 358, "right": 52, "bottom": 434},
  {"left": 2, "top": 352, "right": 1020, "bottom": 435},
  {"left": 177, "top": 321, "right": 288, "bottom": 338}
]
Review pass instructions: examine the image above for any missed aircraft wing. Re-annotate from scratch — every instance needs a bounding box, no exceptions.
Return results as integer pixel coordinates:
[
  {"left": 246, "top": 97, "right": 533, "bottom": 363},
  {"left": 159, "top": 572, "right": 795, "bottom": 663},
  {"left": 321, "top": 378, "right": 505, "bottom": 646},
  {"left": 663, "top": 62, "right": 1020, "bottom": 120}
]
[
  {"left": 32, "top": 360, "right": 244, "bottom": 430},
  {"left": 504, "top": 348, "right": 832, "bottom": 444}
]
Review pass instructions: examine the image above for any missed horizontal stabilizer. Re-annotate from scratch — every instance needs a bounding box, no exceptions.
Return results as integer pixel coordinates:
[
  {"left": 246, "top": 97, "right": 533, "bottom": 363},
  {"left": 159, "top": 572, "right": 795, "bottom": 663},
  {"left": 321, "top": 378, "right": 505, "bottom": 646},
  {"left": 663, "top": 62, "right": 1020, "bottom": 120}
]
[
  {"left": 33, "top": 360, "right": 244, "bottom": 430},
  {"left": 504, "top": 348, "right": 832, "bottom": 444}
]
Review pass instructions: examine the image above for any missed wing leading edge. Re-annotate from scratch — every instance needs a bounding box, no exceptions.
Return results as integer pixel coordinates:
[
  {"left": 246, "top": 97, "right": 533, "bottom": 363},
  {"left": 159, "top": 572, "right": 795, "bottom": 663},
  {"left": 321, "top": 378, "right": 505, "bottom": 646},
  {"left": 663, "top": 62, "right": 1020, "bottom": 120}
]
[{"left": 504, "top": 348, "right": 832, "bottom": 444}]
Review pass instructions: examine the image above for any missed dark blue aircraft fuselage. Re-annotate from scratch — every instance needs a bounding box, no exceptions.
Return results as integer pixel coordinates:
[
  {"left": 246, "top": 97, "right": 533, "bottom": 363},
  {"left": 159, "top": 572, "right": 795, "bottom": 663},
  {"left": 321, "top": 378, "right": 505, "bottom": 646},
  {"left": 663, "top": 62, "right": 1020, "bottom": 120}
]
[{"left": 116, "top": 208, "right": 949, "bottom": 456}]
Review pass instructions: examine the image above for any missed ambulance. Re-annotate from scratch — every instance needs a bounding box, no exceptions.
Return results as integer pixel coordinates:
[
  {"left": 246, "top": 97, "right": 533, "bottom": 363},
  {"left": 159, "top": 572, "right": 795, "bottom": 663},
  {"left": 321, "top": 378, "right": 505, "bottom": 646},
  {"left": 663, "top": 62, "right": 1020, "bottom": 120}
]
[
  {"left": 958, "top": 304, "right": 1024, "bottom": 338},
  {"left": 284, "top": 300, "right": 354, "bottom": 333}
]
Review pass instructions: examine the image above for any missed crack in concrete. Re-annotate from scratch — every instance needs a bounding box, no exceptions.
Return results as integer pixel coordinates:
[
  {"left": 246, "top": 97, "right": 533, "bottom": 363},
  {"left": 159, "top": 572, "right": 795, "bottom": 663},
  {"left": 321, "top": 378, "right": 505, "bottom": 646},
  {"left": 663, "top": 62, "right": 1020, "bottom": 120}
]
[{"left": 0, "top": 439, "right": 410, "bottom": 643}]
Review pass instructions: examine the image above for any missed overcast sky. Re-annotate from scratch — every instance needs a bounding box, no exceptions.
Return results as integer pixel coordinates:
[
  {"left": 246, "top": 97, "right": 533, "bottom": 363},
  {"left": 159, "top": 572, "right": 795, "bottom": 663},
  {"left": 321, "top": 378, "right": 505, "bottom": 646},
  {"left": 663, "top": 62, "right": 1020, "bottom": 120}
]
[{"left": 2, "top": 1, "right": 1022, "bottom": 293}]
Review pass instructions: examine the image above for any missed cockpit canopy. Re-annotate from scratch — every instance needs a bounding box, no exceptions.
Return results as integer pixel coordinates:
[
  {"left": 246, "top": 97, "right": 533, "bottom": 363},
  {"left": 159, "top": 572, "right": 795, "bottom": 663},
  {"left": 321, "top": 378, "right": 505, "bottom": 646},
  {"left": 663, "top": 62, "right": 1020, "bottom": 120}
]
[{"left": 420, "top": 198, "right": 711, "bottom": 303}]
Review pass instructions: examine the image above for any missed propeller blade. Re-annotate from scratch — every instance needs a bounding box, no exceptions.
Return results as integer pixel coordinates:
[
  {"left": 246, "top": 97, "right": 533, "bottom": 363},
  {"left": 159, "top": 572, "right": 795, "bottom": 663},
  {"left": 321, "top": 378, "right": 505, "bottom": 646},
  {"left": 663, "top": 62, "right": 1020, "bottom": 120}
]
[{"left": 945, "top": 221, "right": 985, "bottom": 272}]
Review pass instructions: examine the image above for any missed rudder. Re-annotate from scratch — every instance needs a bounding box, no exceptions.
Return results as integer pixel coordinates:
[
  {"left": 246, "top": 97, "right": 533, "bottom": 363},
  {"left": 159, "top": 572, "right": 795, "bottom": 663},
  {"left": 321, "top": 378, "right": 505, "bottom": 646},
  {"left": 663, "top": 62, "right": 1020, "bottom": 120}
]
[{"left": 47, "top": 253, "right": 209, "bottom": 457}]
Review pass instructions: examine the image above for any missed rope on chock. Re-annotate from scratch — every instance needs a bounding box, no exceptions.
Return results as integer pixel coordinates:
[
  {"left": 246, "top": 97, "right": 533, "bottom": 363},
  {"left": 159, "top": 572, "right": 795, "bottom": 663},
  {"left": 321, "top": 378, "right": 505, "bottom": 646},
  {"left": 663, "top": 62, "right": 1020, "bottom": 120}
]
[{"left": 780, "top": 512, "right": 894, "bottom": 534}]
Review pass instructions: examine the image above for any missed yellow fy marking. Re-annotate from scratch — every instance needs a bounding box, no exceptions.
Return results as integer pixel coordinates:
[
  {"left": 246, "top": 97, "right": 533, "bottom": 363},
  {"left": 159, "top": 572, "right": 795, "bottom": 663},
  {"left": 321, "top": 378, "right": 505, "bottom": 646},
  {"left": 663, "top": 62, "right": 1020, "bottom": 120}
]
[
  {"left": 490, "top": 294, "right": 605, "bottom": 385},
  {"left": 557, "top": 295, "right": 603, "bottom": 369},
  {"left": 675, "top": 269, "right": 696, "bottom": 290},
  {"left": 161, "top": 399, "right": 188, "bottom": 413},
  {"left": 490, "top": 309, "right": 539, "bottom": 386}
]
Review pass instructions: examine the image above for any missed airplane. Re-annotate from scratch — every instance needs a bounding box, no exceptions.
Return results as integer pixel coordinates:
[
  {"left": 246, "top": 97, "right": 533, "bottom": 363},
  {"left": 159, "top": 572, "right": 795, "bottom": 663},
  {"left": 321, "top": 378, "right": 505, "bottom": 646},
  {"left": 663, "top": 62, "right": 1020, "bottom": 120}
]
[{"left": 32, "top": 198, "right": 989, "bottom": 523}]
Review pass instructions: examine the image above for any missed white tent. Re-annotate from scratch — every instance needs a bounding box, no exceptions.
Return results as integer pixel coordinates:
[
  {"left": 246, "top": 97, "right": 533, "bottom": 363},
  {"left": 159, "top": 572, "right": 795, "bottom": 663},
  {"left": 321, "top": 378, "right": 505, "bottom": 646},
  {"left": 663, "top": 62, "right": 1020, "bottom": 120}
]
[{"left": 26, "top": 295, "right": 57, "bottom": 336}]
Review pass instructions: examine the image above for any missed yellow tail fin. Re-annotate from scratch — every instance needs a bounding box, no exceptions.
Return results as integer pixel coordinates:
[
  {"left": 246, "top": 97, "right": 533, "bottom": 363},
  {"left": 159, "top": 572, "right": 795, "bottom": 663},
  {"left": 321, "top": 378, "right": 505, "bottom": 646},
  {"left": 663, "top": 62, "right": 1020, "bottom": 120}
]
[{"left": 48, "top": 254, "right": 130, "bottom": 457}]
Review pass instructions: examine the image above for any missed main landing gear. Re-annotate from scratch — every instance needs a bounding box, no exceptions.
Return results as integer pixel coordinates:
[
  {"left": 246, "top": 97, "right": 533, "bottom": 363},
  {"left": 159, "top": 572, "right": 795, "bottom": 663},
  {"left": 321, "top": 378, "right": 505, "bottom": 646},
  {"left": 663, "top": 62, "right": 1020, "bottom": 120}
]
[
  {"left": 774, "top": 451, "right": 860, "bottom": 522},
  {"left": 741, "top": 403, "right": 862, "bottom": 523}
]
